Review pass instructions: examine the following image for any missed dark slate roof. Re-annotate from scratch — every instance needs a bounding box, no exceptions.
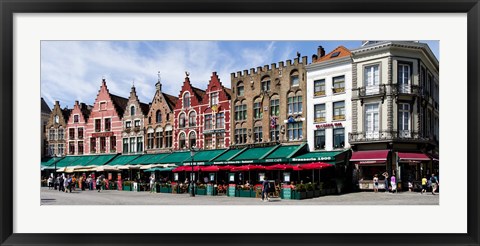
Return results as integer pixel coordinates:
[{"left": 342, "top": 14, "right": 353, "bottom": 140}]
[
  {"left": 61, "top": 108, "right": 72, "bottom": 122},
  {"left": 162, "top": 93, "right": 178, "bottom": 111},
  {"left": 79, "top": 103, "right": 92, "bottom": 121},
  {"left": 140, "top": 102, "right": 150, "bottom": 116},
  {"left": 224, "top": 87, "right": 232, "bottom": 100},
  {"left": 192, "top": 87, "right": 206, "bottom": 104},
  {"left": 110, "top": 94, "right": 129, "bottom": 118},
  {"left": 41, "top": 98, "right": 51, "bottom": 114}
]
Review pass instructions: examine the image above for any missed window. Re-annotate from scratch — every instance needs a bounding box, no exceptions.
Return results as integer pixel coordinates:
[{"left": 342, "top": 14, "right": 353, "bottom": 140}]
[
  {"left": 314, "top": 104, "right": 326, "bottom": 123},
  {"left": 333, "top": 128, "right": 345, "bottom": 148},
  {"left": 166, "top": 113, "right": 170, "bottom": 121},
  {"left": 110, "top": 136, "right": 116, "bottom": 152},
  {"left": 333, "top": 75, "right": 345, "bottom": 93},
  {"left": 73, "top": 115, "right": 79, "bottom": 123},
  {"left": 314, "top": 79, "right": 325, "bottom": 96},
  {"left": 69, "top": 142, "right": 75, "bottom": 155},
  {"left": 148, "top": 117, "right": 151, "bottom": 124},
  {"left": 156, "top": 131, "right": 162, "bottom": 148},
  {"left": 77, "top": 128, "right": 83, "bottom": 139},
  {"left": 129, "top": 138, "right": 135, "bottom": 153},
  {"left": 288, "top": 95, "right": 302, "bottom": 115},
  {"left": 179, "top": 133, "right": 186, "bottom": 149},
  {"left": 235, "top": 104, "right": 247, "bottom": 121},
  {"left": 123, "top": 138, "right": 128, "bottom": 153},
  {"left": 261, "top": 79, "right": 270, "bottom": 92},
  {"left": 137, "top": 137, "right": 143, "bottom": 153},
  {"left": 77, "top": 141, "right": 83, "bottom": 155},
  {"left": 254, "top": 126, "right": 263, "bottom": 143},
  {"left": 57, "top": 144, "right": 64, "bottom": 156},
  {"left": 204, "top": 114, "right": 213, "bottom": 130},
  {"left": 105, "top": 118, "right": 111, "bottom": 131},
  {"left": 100, "top": 102, "right": 106, "bottom": 110},
  {"left": 333, "top": 101, "right": 345, "bottom": 120},
  {"left": 165, "top": 130, "right": 172, "bottom": 148},
  {"left": 147, "top": 133, "right": 154, "bottom": 149},
  {"left": 90, "top": 138, "right": 96, "bottom": 153},
  {"left": 216, "top": 133, "right": 225, "bottom": 148},
  {"left": 95, "top": 119, "right": 101, "bottom": 132},
  {"left": 235, "top": 128, "right": 247, "bottom": 144},
  {"left": 100, "top": 137, "right": 106, "bottom": 153},
  {"left": 254, "top": 102, "right": 263, "bottom": 119},
  {"left": 216, "top": 113, "right": 225, "bottom": 128},
  {"left": 365, "top": 103, "right": 380, "bottom": 138},
  {"left": 57, "top": 128, "right": 64, "bottom": 140},
  {"left": 398, "top": 103, "right": 411, "bottom": 138},
  {"left": 69, "top": 128, "right": 75, "bottom": 140},
  {"left": 189, "top": 132, "right": 196, "bottom": 148},
  {"left": 314, "top": 130, "right": 325, "bottom": 150},
  {"left": 189, "top": 112, "right": 196, "bottom": 127},
  {"left": 210, "top": 92, "right": 218, "bottom": 106},
  {"left": 130, "top": 105, "right": 135, "bottom": 116},
  {"left": 54, "top": 115, "right": 59, "bottom": 124},
  {"left": 330, "top": 51, "right": 340, "bottom": 58},
  {"left": 287, "top": 122, "right": 303, "bottom": 141},
  {"left": 204, "top": 134, "right": 213, "bottom": 149},
  {"left": 183, "top": 92, "right": 190, "bottom": 108},
  {"left": 270, "top": 99, "right": 279, "bottom": 116},
  {"left": 156, "top": 110, "right": 162, "bottom": 123},
  {"left": 134, "top": 120, "right": 140, "bottom": 127},
  {"left": 48, "top": 144, "right": 55, "bottom": 156},
  {"left": 49, "top": 128, "right": 55, "bottom": 140},
  {"left": 364, "top": 64, "right": 380, "bottom": 86},
  {"left": 270, "top": 123, "right": 279, "bottom": 142},
  {"left": 125, "top": 121, "right": 132, "bottom": 129},
  {"left": 398, "top": 64, "right": 411, "bottom": 93},
  {"left": 290, "top": 71, "right": 299, "bottom": 87},
  {"left": 179, "top": 113, "right": 186, "bottom": 128},
  {"left": 237, "top": 83, "right": 244, "bottom": 96}
]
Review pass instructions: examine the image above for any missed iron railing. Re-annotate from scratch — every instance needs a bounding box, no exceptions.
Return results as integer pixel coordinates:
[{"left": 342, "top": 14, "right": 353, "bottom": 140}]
[{"left": 349, "top": 130, "right": 430, "bottom": 143}]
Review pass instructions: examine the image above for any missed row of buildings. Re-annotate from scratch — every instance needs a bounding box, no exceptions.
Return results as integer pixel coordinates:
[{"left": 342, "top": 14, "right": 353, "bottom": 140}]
[{"left": 42, "top": 41, "right": 439, "bottom": 189}]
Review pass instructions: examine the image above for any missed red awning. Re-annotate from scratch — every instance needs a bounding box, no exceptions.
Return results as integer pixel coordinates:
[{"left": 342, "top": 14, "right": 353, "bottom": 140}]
[
  {"left": 231, "top": 165, "right": 265, "bottom": 172},
  {"left": 265, "top": 164, "right": 293, "bottom": 171},
  {"left": 350, "top": 150, "right": 389, "bottom": 164},
  {"left": 300, "top": 162, "right": 333, "bottom": 170},
  {"left": 172, "top": 166, "right": 202, "bottom": 172},
  {"left": 398, "top": 152, "right": 431, "bottom": 161}
]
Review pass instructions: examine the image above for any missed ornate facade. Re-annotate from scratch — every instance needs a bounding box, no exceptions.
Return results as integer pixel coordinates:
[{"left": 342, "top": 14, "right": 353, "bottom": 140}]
[
  {"left": 121, "top": 85, "right": 150, "bottom": 155},
  {"left": 45, "top": 101, "right": 71, "bottom": 157},
  {"left": 65, "top": 101, "right": 92, "bottom": 155}
]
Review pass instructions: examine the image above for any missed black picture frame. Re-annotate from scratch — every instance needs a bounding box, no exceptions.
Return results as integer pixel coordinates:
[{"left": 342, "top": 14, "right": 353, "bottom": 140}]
[{"left": 1, "top": 1, "right": 479, "bottom": 245}]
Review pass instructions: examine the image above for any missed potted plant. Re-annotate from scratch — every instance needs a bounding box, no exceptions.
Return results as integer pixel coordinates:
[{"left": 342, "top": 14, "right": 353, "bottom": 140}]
[
  {"left": 238, "top": 185, "right": 252, "bottom": 198},
  {"left": 123, "top": 181, "right": 133, "bottom": 191},
  {"left": 294, "top": 184, "right": 307, "bottom": 200},
  {"left": 160, "top": 182, "right": 172, "bottom": 193},
  {"left": 196, "top": 183, "right": 207, "bottom": 195},
  {"left": 108, "top": 181, "right": 116, "bottom": 190}
]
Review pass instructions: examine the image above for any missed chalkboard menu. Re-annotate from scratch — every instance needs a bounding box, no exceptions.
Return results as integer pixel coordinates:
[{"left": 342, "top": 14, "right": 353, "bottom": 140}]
[
  {"left": 283, "top": 188, "right": 292, "bottom": 199},
  {"left": 228, "top": 184, "right": 236, "bottom": 197}
]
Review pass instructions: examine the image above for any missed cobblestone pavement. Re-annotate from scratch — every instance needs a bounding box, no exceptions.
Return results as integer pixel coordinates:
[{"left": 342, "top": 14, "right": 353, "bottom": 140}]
[{"left": 41, "top": 188, "right": 439, "bottom": 205}]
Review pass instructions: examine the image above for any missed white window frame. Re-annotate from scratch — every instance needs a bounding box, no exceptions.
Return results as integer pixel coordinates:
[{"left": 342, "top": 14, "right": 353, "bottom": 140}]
[{"left": 364, "top": 103, "right": 380, "bottom": 139}]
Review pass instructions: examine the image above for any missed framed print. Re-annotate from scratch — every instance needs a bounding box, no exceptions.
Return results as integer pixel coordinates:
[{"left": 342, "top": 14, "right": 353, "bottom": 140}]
[{"left": 1, "top": 0, "right": 479, "bottom": 246}]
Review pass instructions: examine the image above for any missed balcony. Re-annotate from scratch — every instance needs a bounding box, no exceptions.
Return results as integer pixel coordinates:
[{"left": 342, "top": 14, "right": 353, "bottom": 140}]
[
  {"left": 349, "top": 130, "right": 428, "bottom": 143},
  {"left": 354, "top": 85, "right": 386, "bottom": 100},
  {"left": 392, "top": 84, "right": 421, "bottom": 96}
]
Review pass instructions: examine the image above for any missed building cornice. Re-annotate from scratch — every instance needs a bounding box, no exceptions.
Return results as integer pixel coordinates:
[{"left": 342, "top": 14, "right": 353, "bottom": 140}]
[{"left": 306, "top": 56, "right": 352, "bottom": 71}]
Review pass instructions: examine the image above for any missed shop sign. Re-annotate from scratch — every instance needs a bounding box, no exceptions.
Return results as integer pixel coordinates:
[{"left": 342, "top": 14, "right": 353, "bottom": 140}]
[
  {"left": 92, "top": 132, "right": 114, "bottom": 138},
  {"left": 282, "top": 185, "right": 292, "bottom": 199},
  {"left": 315, "top": 122, "right": 343, "bottom": 129},
  {"left": 228, "top": 184, "right": 236, "bottom": 197},
  {"left": 291, "top": 156, "right": 334, "bottom": 162},
  {"left": 228, "top": 173, "right": 235, "bottom": 182},
  {"left": 283, "top": 172, "right": 290, "bottom": 182}
]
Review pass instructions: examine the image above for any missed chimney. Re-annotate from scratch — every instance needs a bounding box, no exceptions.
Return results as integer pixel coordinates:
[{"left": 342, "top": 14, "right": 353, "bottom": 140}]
[
  {"left": 312, "top": 54, "right": 318, "bottom": 62},
  {"left": 75, "top": 100, "right": 79, "bottom": 106},
  {"left": 55, "top": 101, "right": 59, "bottom": 106},
  {"left": 318, "top": 46, "right": 326, "bottom": 57}
]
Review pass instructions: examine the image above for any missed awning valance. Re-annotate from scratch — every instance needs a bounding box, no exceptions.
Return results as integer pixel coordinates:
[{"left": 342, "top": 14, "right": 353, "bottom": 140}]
[
  {"left": 398, "top": 152, "right": 430, "bottom": 161},
  {"left": 350, "top": 150, "right": 389, "bottom": 164}
]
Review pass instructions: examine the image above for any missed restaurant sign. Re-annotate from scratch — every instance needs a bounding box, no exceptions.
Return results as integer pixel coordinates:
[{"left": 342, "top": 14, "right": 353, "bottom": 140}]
[
  {"left": 291, "top": 156, "right": 334, "bottom": 162},
  {"left": 282, "top": 185, "right": 292, "bottom": 199},
  {"left": 315, "top": 122, "right": 343, "bottom": 129},
  {"left": 92, "top": 132, "right": 114, "bottom": 138}
]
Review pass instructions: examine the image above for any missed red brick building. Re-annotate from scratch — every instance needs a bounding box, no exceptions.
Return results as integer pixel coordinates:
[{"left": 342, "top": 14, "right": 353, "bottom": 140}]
[
  {"left": 173, "top": 72, "right": 231, "bottom": 150},
  {"left": 85, "top": 79, "right": 128, "bottom": 154},
  {"left": 66, "top": 101, "right": 92, "bottom": 155}
]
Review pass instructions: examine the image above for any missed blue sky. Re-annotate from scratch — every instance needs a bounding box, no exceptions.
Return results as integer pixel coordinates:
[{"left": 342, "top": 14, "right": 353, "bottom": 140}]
[{"left": 41, "top": 40, "right": 439, "bottom": 109}]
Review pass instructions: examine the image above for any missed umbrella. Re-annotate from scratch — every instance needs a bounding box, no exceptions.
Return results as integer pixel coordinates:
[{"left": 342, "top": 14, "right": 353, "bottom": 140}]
[
  {"left": 217, "top": 165, "right": 235, "bottom": 171},
  {"left": 231, "top": 165, "right": 265, "bottom": 172},
  {"left": 201, "top": 166, "right": 220, "bottom": 172},
  {"left": 265, "top": 164, "right": 293, "bottom": 171},
  {"left": 173, "top": 166, "right": 202, "bottom": 172}
]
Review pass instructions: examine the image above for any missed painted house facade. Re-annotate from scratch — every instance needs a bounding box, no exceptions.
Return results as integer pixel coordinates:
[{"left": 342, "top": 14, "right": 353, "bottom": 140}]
[
  {"left": 121, "top": 85, "right": 150, "bottom": 155},
  {"left": 66, "top": 101, "right": 92, "bottom": 155},
  {"left": 41, "top": 98, "right": 52, "bottom": 158},
  {"left": 85, "top": 79, "right": 127, "bottom": 154},
  {"left": 45, "top": 101, "right": 71, "bottom": 157}
]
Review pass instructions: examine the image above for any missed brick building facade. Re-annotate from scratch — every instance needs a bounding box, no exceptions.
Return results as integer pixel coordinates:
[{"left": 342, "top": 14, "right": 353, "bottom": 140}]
[
  {"left": 65, "top": 101, "right": 92, "bottom": 155},
  {"left": 45, "top": 101, "right": 71, "bottom": 157},
  {"left": 41, "top": 98, "right": 51, "bottom": 158},
  {"left": 121, "top": 85, "right": 150, "bottom": 155},
  {"left": 230, "top": 56, "right": 308, "bottom": 147}
]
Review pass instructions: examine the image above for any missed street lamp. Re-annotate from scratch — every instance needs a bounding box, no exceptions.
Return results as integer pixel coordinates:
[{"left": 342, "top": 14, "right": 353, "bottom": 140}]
[{"left": 190, "top": 146, "right": 198, "bottom": 197}]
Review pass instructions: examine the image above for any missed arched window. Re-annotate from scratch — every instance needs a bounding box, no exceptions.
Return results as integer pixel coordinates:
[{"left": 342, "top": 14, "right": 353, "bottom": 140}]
[
  {"left": 179, "top": 132, "right": 186, "bottom": 149},
  {"left": 287, "top": 91, "right": 302, "bottom": 115},
  {"left": 253, "top": 97, "right": 263, "bottom": 119},
  {"left": 290, "top": 70, "right": 299, "bottom": 87},
  {"left": 189, "top": 132, "right": 196, "bottom": 148},
  {"left": 179, "top": 113, "right": 186, "bottom": 128},
  {"left": 183, "top": 92, "right": 190, "bottom": 108},
  {"left": 54, "top": 115, "right": 59, "bottom": 124},
  {"left": 189, "top": 111, "right": 196, "bottom": 127},
  {"left": 130, "top": 105, "right": 135, "bottom": 116},
  {"left": 156, "top": 110, "right": 161, "bottom": 123},
  {"left": 261, "top": 76, "right": 271, "bottom": 92},
  {"left": 237, "top": 82, "right": 244, "bottom": 97}
]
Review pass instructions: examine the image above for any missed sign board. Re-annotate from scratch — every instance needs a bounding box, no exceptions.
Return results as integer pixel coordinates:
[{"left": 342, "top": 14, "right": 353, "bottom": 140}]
[
  {"left": 209, "top": 173, "right": 215, "bottom": 181},
  {"left": 228, "top": 184, "right": 236, "bottom": 197},
  {"left": 283, "top": 172, "right": 290, "bottom": 182},
  {"left": 207, "top": 184, "right": 214, "bottom": 196},
  {"left": 282, "top": 186, "right": 292, "bottom": 199},
  {"left": 258, "top": 173, "right": 265, "bottom": 182},
  {"left": 91, "top": 132, "right": 114, "bottom": 138},
  {"left": 174, "top": 173, "right": 178, "bottom": 181},
  {"left": 229, "top": 173, "right": 235, "bottom": 182},
  {"left": 315, "top": 122, "right": 343, "bottom": 129}
]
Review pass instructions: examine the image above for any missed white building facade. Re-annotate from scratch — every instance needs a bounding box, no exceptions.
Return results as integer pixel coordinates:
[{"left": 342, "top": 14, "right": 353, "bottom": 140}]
[{"left": 306, "top": 46, "right": 352, "bottom": 152}]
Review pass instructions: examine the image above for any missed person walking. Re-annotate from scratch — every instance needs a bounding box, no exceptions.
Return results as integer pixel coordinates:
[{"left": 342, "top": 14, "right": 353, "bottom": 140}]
[
  {"left": 430, "top": 174, "right": 439, "bottom": 195},
  {"left": 149, "top": 175, "right": 155, "bottom": 193},
  {"left": 421, "top": 176, "right": 427, "bottom": 194},
  {"left": 373, "top": 174, "right": 379, "bottom": 193},
  {"left": 58, "top": 175, "right": 64, "bottom": 192},
  {"left": 390, "top": 174, "right": 397, "bottom": 193},
  {"left": 382, "top": 172, "right": 389, "bottom": 193},
  {"left": 96, "top": 176, "right": 102, "bottom": 192},
  {"left": 261, "top": 176, "right": 270, "bottom": 202},
  {"left": 47, "top": 176, "right": 53, "bottom": 190}
]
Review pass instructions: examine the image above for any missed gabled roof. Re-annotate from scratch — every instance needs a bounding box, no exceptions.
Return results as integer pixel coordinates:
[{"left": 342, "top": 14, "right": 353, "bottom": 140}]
[
  {"left": 41, "top": 98, "right": 51, "bottom": 114},
  {"left": 139, "top": 102, "right": 150, "bottom": 116},
  {"left": 192, "top": 87, "right": 206, "bottom": 103},
  {"left": 224, "top": 87, "right": 232, "bottom": 99},
  {"left": 61, "top": 108, "right": 72, "bottom": 122},
  {"left": 79, "top": 103, "right": 92, "bottom": 121},
  {"left": 162, "top": 93, "right": 178, "bottom": 111},
  {"left": 315, "top": 46, "right": 351, "bottom": 63},
  {"left": 110, "top": 94, "right": 129, "bottom": 118}
]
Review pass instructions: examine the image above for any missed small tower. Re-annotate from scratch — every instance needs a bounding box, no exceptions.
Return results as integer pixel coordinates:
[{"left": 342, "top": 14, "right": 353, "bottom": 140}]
[{"left": 156, "top": 71, "right": 162, "bottom": 92}]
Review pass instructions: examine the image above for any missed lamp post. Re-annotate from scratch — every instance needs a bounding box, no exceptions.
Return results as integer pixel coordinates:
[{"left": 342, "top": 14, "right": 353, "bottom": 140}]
[{"left": 190, "top": 146, "right": 198, "bottom": 197}]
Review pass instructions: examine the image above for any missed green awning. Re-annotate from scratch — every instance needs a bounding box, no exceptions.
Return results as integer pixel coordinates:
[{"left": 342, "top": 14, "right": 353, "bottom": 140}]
[
  {"left": 157, "top": 151, "right": 191, "bottom": 164},
  {"left": 86, "top": 154, "right": 117, "bottom": 166},
  {"left": 191, "top": 149, "right": 226, "bottom": 162},
  {"left": 211, "top": 149, "right": 244, "bottom": 163},
  {"left": 55, "top": 156, "right": 81, "bottom": 167},
  {"left": 70, "top": 155, "right": 100, "bottom": 166},
  {"left": 107, "top": 155, "right": 141, "bottom": 166},
  {"left": 232, "top": 146, "right": 277, "bottom": 161},
  {"left": 144, "top": 167, "right": 175, "bottom": 172},
  {"left": 291, "top": 151, "right": 343, "bottom": 163},
  {"left": 264, "top": 145, "right": 301, "bottom": 160},
  {"left": 41, "top": 157, "right": 60, "bottom": 167},
  {"left": 129, "top": 154, "right": 157, "bottom": 165},
  {"left": 143, "top": 153, "right": 171, "bottom": 164}
]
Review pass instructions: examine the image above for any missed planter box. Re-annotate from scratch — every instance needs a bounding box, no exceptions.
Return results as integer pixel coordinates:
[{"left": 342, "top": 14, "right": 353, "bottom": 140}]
[
  {"left": 160, "top": 187, "right": 171, "bottom": 193},
  {"left": 122, "top": 185, "right": 131, "bottom": 191},
  {"left": 238, "top": 189, "right": 252, "bottom": 198},
  {"left": 196, "top": 188, "right": 207, "bottom": 195},
  {"left": 295, "top": 191, "right": 307, "bottom": 200},
  {"left": 307, "top": 191, "right": 314, "bottom": 198}
]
